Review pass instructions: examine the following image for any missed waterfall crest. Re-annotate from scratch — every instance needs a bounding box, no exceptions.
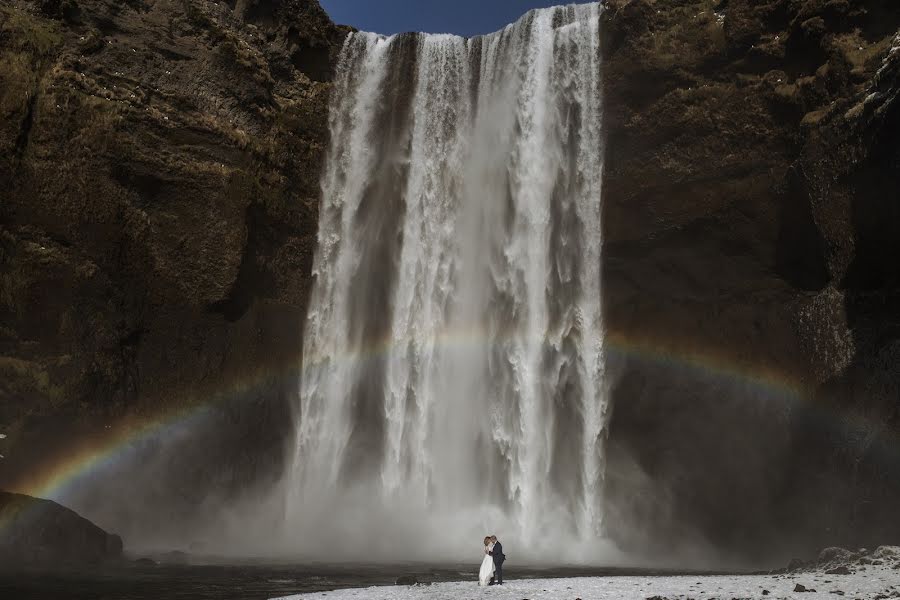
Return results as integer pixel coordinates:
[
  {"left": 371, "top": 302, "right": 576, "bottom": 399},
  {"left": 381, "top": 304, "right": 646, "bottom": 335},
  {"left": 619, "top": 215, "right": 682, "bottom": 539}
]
[{"left": 287, "top": 2, "right": 610, "bottom": 562}]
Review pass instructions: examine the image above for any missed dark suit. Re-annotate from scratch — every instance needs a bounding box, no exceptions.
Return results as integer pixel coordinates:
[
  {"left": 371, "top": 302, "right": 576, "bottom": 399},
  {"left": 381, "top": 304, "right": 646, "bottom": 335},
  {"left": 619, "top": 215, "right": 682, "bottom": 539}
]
[{"left": 489, "top": 541, "right": 505, "bottom": 584}]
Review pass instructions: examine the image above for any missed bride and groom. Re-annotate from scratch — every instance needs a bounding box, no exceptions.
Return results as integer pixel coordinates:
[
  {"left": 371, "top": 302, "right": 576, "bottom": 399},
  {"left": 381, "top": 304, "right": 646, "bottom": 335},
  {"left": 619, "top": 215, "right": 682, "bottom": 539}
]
[{"left": 479, "top": 535, "right": 506, "bottom": 586}]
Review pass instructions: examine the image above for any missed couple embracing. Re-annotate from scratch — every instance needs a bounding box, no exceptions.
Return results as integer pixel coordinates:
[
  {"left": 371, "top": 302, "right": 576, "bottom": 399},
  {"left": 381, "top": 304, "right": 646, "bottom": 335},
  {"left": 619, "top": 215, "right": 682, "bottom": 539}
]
[{"left": 478, "top": 535, "right": 506, "bottom": 586}]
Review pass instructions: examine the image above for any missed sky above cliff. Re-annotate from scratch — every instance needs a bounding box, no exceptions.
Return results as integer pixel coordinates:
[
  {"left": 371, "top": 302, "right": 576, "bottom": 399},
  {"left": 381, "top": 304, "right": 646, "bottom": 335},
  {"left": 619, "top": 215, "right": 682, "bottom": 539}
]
[{"left": 319, "top": 0, "right": 591, "bottom": 37}]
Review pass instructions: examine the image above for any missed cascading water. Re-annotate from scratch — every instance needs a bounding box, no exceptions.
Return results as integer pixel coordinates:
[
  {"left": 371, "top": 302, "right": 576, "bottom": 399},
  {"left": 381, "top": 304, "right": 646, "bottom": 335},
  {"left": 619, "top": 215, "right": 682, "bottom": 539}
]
[{"left": 286, "top": 2, "right": 609, "bottom": 563}]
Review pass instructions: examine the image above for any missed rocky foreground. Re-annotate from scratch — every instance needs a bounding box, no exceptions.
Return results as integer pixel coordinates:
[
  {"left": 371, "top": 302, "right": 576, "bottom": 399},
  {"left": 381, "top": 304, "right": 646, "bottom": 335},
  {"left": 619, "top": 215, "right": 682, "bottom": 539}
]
[{"left": 273, "top": 548, "right": 900, "bottom": 600}]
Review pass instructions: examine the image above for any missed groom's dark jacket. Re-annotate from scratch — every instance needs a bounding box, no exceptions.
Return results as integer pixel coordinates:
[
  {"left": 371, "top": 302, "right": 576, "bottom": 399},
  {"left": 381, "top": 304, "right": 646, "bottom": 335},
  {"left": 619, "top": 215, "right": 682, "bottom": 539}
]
[{"left": 490, "top": 542, "right": 505, "bottom": 564}]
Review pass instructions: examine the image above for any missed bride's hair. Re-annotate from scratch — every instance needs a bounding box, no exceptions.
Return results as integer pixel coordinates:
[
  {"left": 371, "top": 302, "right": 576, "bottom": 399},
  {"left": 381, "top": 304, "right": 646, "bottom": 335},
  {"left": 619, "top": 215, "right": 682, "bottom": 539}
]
[{"left": 483, "top": 536, "right": 491, "bottom": 546}]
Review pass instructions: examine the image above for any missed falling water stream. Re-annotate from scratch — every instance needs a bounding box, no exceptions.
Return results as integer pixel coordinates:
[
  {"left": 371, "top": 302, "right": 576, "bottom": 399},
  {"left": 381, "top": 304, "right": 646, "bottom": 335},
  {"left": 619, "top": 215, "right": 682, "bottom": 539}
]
[{"left": 287, "top": 3, "right": 609, "bottom": 562}]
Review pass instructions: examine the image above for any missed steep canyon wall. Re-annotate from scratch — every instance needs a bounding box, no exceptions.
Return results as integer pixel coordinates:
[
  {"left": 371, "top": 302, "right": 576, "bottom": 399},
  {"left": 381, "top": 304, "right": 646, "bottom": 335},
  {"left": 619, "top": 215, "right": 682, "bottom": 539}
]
[
  {"left": 600, "top": 0, "right": 900, "bottom": 561},
  {"left": 0, "top": 0, "right": 899, "bottom": 562},
  {"left": 0, "top": 0, "right": 344, "bottom": 545}
]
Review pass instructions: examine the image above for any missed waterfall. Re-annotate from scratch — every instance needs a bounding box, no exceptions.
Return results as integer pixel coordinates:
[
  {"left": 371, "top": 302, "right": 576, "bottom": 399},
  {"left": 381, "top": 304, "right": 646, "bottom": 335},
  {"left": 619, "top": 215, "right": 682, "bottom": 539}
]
[{"left": 286, "top": 2, "right": 609, "bottom": 563}]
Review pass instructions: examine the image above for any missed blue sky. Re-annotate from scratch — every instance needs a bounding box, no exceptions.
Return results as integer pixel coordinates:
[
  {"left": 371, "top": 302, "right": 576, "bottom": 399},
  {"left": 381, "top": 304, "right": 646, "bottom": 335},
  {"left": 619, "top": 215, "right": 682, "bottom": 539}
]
[{"left": 319, "top": 0, "right": 592, "bottom": 37}]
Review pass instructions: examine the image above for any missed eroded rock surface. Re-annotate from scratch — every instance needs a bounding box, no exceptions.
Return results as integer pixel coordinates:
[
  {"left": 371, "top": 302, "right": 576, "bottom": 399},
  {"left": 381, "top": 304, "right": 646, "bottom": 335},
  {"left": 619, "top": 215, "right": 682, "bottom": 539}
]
[
  {"left": 0, "top": 0, "right": 344, "bottom": 541},
  {"left": 601, "top": 0, "right": 900, "bottom": 560}
]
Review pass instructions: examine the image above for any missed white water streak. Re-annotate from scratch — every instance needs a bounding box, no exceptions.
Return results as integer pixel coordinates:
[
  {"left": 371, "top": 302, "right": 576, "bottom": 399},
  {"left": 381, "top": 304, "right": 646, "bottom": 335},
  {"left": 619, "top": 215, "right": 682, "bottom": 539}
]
[{"left": 287, "top": 3, "right": 609, "bottom": 563}]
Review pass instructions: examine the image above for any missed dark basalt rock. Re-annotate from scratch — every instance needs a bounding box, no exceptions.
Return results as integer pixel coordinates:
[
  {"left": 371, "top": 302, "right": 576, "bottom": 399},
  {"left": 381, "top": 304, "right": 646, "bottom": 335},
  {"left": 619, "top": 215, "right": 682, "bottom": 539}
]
[
  {"left": 0, "top": 491, "right": 123, "bottom": 566},
  {"left": 0, "top": 0, "right": 345, "bottom": 544},
  {"left": 132, "top": 557, "right": 158, "bottom": 567},
  {"left": 819, "top": 547, "right": 853, "bottom": 564},
  {"left": 788, "top": 558, "right": 809, "bottom": 571},
  {"left": 601, "top": 0, "right": 900, "bottom": 562}
]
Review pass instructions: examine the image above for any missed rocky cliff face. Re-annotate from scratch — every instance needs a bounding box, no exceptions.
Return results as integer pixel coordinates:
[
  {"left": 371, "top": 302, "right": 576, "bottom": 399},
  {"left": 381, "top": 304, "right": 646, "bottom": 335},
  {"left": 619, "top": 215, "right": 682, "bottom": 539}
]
[
  {"left": 2, "top": 0, "right": 899, "bottom": 564},
  {"left": 0, "top": 0, "right": 344, "bottom": 538},
  {"left": 600, "top": 0, "right": 900, "bottom": 562}
]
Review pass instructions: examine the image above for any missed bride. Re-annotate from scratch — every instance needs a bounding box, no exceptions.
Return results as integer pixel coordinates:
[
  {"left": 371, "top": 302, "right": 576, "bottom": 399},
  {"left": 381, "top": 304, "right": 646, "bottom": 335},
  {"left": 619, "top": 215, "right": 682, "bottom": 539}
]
[{"left": 478, "top": 536, "right": 495, "bottom": 586}]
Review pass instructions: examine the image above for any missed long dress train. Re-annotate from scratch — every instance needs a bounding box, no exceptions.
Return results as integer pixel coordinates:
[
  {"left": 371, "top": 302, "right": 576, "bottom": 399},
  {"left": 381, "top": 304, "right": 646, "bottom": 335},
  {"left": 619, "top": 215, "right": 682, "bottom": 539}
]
[{"left": 479, "top": 542, "right": 495, "bottom": 586}]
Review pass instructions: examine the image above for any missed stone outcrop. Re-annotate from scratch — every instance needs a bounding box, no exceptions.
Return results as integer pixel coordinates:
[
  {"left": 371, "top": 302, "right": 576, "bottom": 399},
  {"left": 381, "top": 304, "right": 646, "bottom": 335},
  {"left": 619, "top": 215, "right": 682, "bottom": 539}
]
[
  {"left": 772, "top": 544, "right": 900, "bottom": 575},
  {"left": 600, "top": 0, "right": 900, "bottom": 561},
  {"left": 0, "top": 490, "right": 123, "bottom": 566}
]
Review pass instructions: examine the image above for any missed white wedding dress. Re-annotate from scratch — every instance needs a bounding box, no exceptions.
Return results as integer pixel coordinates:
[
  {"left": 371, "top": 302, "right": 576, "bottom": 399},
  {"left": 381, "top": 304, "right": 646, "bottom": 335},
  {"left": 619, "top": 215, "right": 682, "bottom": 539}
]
[{"left": 478, "top": 542, "right": 495, "bottom": 586}]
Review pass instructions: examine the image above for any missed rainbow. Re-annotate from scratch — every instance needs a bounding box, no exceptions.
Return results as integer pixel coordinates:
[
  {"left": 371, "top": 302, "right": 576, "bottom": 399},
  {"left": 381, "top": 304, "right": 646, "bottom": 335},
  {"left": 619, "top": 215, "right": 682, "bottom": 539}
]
[
  {"left": 5, "top": 365, "right": 292, "bottom": 504},
  {"left": 10, "top": 407, "right": 211, "bottom": 503},
  {"left": 6, "top": 328, "right": 806, "bottom": 509}
]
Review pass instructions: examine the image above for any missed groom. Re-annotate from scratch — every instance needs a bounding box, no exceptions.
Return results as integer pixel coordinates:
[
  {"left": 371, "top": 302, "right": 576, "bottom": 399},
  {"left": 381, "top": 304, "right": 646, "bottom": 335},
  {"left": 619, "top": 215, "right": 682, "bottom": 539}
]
[{"left": 488, "top": 535, "right": 505, "bottom": 585}]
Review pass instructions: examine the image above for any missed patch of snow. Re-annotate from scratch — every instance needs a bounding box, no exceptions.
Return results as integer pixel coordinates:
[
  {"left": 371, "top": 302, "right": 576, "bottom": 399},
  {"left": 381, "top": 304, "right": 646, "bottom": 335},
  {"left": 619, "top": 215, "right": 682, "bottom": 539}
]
[{"left": 272, "top": 563, "right": 900, "bottom": 600}]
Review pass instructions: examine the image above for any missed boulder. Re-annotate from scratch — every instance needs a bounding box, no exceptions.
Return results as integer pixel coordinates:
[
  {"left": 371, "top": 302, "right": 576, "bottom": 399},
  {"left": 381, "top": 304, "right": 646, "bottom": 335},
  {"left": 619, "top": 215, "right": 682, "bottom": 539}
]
[
  {"left": 874, "top": 546, "right": 900, "bottom": 560},
  {"left": 132, "top": 557, "right": 158, "bottom": 567},
  {"left": 0, "top": 491, "right": 123, "bottom": 566},
  {"left": 788, "top": 558, "right": 808, "bottom": 571},
  {"left": 819, "top": 547, "right": 853, "bottom": 564},
  {"left": 826, "top": 566, "right": 851, "bottom": 575}
]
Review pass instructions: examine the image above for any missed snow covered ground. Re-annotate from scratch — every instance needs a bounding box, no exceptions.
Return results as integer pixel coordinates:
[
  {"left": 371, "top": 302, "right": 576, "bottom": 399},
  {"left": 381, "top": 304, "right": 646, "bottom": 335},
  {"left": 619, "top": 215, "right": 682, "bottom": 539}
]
[{"left": 273, "top": 563, "right": 900, "bottom": 600}]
